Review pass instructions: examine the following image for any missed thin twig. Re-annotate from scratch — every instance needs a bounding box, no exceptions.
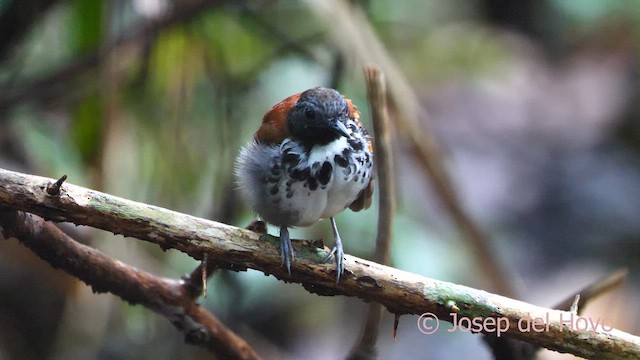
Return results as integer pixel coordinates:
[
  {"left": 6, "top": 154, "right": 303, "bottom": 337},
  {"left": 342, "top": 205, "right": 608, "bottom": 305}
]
[
  {"left": 46, "top": 174, "right": 67, "bottom": 196},
  {"left": 484, "top": 269, "right": 629, "bottom": 360},
  {"left": 182, "top": 221, "right": 269, "bottom": 300},
  {"left": 0, "top": 210, "right": 260, "bottom": 360},
  {"left": 554, "top": 269, "right": 628, "bottom": 313},
  {"left": 365, "top": 66, "right": 395, "bottom": 266},
  {"left": 181, "top": 259, "right": 219, "bottom": 300},
  {"left": 202, "top": 253, "right": 209, "bottom": 298},
  {"left": 348, "top": 66, "right": 396, "bottom": 360},
  {"left": 570, "top": 295, "right": 581, "bottom": 314},
  {"left": 1, "top": 168, "right": 639, "bottom": 359}
]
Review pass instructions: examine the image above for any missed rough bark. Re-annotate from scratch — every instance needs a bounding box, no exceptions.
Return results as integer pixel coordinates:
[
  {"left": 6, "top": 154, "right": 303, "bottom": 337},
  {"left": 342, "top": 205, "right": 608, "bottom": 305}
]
[{"left": 0, "top": 168, "right": 639, "bottom": 360}]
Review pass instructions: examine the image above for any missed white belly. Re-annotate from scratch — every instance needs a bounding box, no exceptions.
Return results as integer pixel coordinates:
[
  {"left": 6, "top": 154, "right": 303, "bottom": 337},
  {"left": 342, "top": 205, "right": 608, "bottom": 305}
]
[
  {"left": 236, "top": 128, "right": 373, "bottom": 228},
  {"left": 276, "top": 167, "right": 364, "bottom": 226}
]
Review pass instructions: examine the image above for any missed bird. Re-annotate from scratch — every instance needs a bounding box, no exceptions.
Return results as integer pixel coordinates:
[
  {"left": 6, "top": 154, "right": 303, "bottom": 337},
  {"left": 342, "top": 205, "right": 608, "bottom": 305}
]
[{"left": 235, "top": 87, "right": 374, "bottom": 282}]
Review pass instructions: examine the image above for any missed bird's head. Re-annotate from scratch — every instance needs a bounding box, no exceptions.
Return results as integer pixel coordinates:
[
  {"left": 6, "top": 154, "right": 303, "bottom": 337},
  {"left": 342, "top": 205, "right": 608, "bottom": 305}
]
[
  {"left": 255, "top": 87, "right": 359, "bottom": 146},
  {"left": 286, "top": 87, "right": 351, "bottom": 146}
]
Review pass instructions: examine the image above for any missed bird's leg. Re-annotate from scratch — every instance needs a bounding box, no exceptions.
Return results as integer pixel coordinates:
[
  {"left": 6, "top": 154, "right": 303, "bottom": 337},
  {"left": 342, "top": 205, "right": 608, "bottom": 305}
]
[
  {"left": 279, "top": 225, "right": 294, "bottom": 275},
  {"left": 325, "top": 217, "right": 345, "bottom": 282}
]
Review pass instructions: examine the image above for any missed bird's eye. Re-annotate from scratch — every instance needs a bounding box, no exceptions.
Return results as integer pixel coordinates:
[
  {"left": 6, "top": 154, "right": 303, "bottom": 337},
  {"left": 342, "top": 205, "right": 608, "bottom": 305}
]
[{"left": 304, "top": 108, "right": 315, "bottom": 120}]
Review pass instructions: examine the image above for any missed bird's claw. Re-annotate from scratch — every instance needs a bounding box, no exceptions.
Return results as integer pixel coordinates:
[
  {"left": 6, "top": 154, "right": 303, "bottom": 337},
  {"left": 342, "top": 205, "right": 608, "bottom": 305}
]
[
  {"left": 279, "top": 226, "right": 294, "bottom": 275},
  {"left": 327, "top": 217, "right": 345, "bottom": 283},
  {"left": 325, "top": 245, "right": 345, "bottom": 283}
]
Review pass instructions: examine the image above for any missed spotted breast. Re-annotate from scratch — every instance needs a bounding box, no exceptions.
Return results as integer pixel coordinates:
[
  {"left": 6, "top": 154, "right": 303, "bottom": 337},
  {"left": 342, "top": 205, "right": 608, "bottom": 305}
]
[{"left": 235, "top": 87, "right": 374, "bottom": 282}]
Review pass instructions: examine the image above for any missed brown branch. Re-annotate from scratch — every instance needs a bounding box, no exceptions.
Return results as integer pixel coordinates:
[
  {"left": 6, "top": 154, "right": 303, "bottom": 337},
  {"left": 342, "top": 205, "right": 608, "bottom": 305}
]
[
  {"left": 365, "top": 67, "right": 395, "bottom": 267},
  {"left": 1, "top": 168, "right": 639, "bottom": 359},
  {"left": 554, "top": 269, "right": 628, "bottom": 313},
  {"left": 0, "top": 209, "right": 260, "bottom": 360},
  {"left": 348, "top": 66, "right": 396, "bottom": 359}
]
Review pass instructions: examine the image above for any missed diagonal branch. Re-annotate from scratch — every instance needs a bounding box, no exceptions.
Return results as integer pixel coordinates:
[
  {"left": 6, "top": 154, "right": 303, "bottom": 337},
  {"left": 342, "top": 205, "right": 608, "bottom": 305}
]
[
  {"left": 0, "top": 167, "right": 639, "bottom": 360},
  {"left": 0, "top": 209, "right": 260, "bottom": 360},
  {"left": 554, "top": 269, "right": 628, "bottom": 313}
]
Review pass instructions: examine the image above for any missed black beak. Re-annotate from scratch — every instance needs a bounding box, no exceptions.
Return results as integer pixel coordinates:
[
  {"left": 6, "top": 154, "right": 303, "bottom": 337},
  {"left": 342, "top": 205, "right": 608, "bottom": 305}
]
[{"left": 330, "top": 121, "right": 350, "bottom": 138}]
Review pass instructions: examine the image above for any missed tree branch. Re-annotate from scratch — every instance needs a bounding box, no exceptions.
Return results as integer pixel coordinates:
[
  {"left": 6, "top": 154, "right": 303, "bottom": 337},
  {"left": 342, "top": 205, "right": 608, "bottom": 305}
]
[
  {"left": 554, "top": 269, "right": 628, "bottom": 313},
  {"left": 349, "top": 66, "right": 396, "bottom": 359},
  {"left": 0, "top": 209, "right": 260, "bottom": 360},
  {"left": 0, "top": 167, "right": 639, "bottom": 359}
]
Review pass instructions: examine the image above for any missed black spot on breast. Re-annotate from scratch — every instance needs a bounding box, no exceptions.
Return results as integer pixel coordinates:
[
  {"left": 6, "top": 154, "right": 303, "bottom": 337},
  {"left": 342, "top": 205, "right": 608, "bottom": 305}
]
[
  {"left": 286, "top": 191, "right": 294, "bottom": 198},
  {"left": 270, "top": 186, "right": 278, "bottom": 195},
  {"left": 334, "top": 154, "right": 349, "bottom": 167},
  {"left": 317, "top": 161, "right": 333, "bottom": 185},
  {"left": 354, "top": 175, "right": 359, "bottom": 182},
  {"left": 342, "top": 148, "right": 352, "bottom": 158},
  {"left": 348, "top": 138, "right": 364, "bottom": 151},
  {"left": 283, "top": 151, "right": 300, "bottom": 167},
  {"left": 308, "top": 177, "right": 319, "bottom": 190},
  {"left": 291, "top": 167, "right": 310, "bottom": 181}
]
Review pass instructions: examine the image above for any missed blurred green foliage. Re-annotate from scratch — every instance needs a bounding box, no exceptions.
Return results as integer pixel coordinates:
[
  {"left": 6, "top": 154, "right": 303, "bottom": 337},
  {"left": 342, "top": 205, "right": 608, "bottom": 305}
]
[{"left": 69, "top": 0, "right": 102, "bottom": 54}]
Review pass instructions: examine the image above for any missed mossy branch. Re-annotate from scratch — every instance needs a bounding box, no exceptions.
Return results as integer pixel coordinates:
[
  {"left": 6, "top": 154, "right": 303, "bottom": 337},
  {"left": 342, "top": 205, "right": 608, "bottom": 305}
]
[{"left": 0, "top": 167, "right": 638, "bottom": 360}]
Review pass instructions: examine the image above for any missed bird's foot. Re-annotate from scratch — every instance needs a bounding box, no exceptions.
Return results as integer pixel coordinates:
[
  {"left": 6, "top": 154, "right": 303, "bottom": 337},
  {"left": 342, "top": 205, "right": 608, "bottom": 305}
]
[
  {"left": 279, "top": 226, "right": 294, "bottom": 275},
  {"left": 326, "top": 218, "right": 345, "bottom": 283},
  {"left": 325, "top": 243, "right": 344, "bottom": 283}
]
